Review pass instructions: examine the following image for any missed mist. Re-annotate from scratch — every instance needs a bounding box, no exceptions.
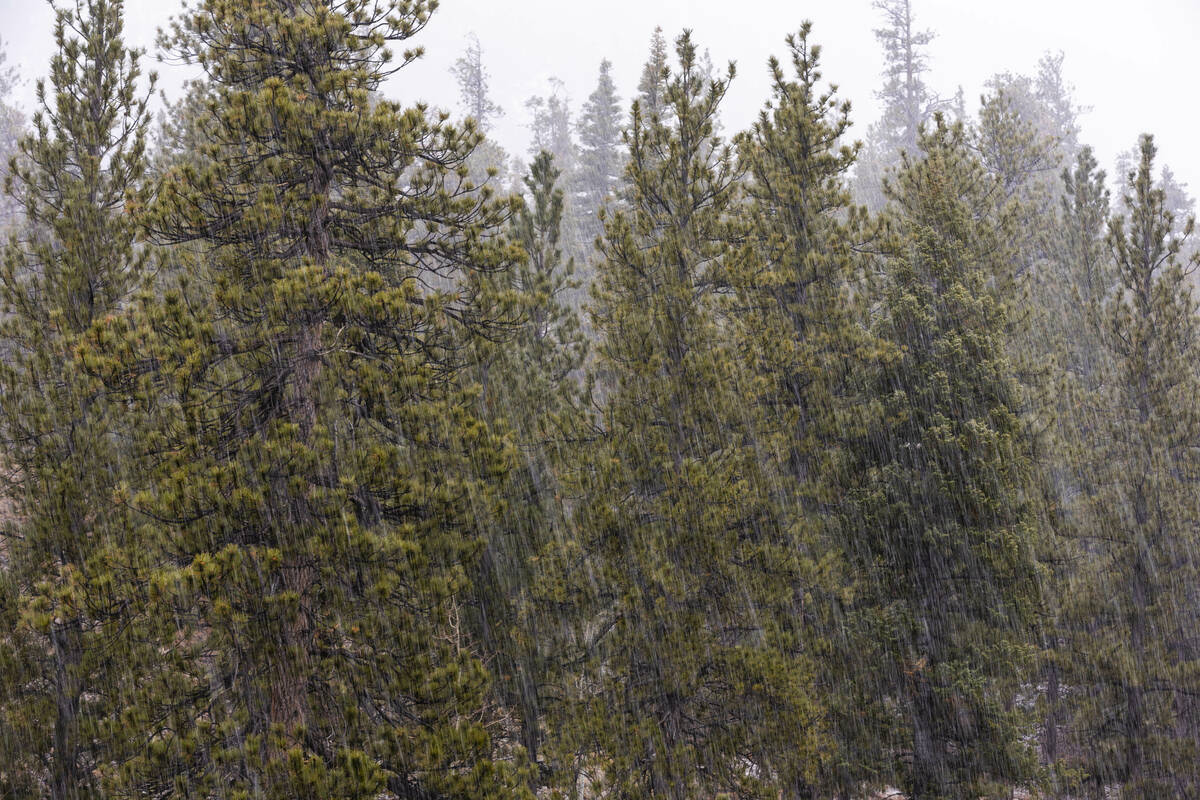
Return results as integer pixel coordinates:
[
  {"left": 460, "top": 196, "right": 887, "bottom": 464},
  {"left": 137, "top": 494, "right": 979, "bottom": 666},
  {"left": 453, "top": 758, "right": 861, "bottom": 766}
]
[{"left": 2, "top": 1, "right": 1200, "bottom": 798}]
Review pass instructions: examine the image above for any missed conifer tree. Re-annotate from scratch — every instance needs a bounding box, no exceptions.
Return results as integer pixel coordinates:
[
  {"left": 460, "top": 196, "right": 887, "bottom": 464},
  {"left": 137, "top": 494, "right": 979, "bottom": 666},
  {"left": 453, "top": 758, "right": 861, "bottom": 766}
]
[
  {"left": 1058, "top": 135, "right": 1200, "bottom": 799},
  {"left": 524, "top": 81, "right": 583, "bottom": 276},
  {"left": 978, "top": 56, "right": 1081, "bottom": 181},
  {"left": 82, "top": 1, "right": 531, "bottom": 796},
  {"left": 1034, "top": 52, "right": 1081, "bottom": 159},
  {"left": 636, "top": 26, "right": 670, "bottom": 120},
  {"left": 0, "top": 2, "right": 154, "bottom": 795},
  {"left": 854, "top": 118, "right": 1043, "bottom": 799},
  {"left": 1029, "top": 146, "right": 1112, "bottom": 777},
  {"left": 730, "top": 25, "right": 889, "bottom": 796},
  {"left": 466, "top": 150, "right": 587, "bottom": 784},
  {"left": 453, "top": 32, "right": 503, "bottom": 135},
  {"left": 974, "top": 89, "right": 1060, "bottom": 204},
  {"left": 1043, "top": 147, "right": 1112, "bottom": 393},
  {"left": 573, "top": 59, "right": 624, "bottom": 258},
  {"left": 553, "top": 32, "right": 825, "bottom": 799},
  {"left": 871, "top": 0, "right": 942, "bottom": 154},
  {"left": 525, "top": 79, "right": 575, "bottom": 171},
  {"left": 0, "top": 39, "right": 23, "bottom": 228},
  {"left": 855, "top": 0, "right": 948, "bottom": 210},
  {"left": 453, "top": 32, "right": 511, "bottom": 191}
]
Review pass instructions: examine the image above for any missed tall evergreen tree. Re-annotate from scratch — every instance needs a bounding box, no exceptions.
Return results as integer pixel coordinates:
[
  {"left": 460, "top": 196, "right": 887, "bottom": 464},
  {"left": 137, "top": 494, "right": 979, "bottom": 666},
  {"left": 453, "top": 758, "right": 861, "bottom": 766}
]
[
  {"left": 452, "top": 32, "right": 512, "bottom": 197},
  {"left": 524, "top": 80, "right": 582, "bottom": 275},
  {"left": 853, "top": 118, "right": 1043, "bottom": 799},
  {"left": 0, "top": 38, "right": 24, "bottom": 228},
  {"left": 573, "top": 58, "right": 624, "bottom": 258},
  {"left": 453, "top": 32, "right": 503, "bottom": 135},
  {"left": 525, "top": 79, "right": 574, "bottom": 170},
  {"left": 83, "top": 1, "right": 531, "bottom": 796},
  {"left": 1058, "top": 135, "right": 1200, "bottom": 799},
  {"left": 466, "top": 150, "right": 587, "bottom": 788},
  {"left": 1034, "top": 52, "right": 1082, "bottom": 160},
  {"left": 0, "top": 2, "right": 154, "bottom": 796},
  {"left": 1030, "top": 146, "right": 1113, "bottom": 779},
  {"left": 855, "top": 0, "right": 949, "bottom": 210},
  {"left": 552, "top": 32, "right": 825, "bottom": 799},
  {"left": 730, "top": 25, "right": 889, "bottom": 797},
  {"left": 871, "top": 0, "right": 942, "bottom": 154},
  {"left": 636, "top": 26, "right": 670, "bottom": 120}
]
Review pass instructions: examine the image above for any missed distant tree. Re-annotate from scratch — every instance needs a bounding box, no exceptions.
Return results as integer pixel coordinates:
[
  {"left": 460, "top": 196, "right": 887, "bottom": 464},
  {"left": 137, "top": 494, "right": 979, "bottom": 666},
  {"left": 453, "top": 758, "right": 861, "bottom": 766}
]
[
  {"left": 0, "top": 1, "right": 154, "bottom": 796},
  {"left": 1035, "top": 52, "right": 1082, "bottom": 157},
  {"left": 871, "top": 0, "right": 943, "bottom": 152},
  {"left": 0, "top": 39, "right": 24, "bottom": 228},
  {"left": 453, "top": 32, "right": 503, "bottom": 134},
  {"left": 980, "top": 55, "right": 1082, "bottom": 175},
  {"left": 524, "top": 79, "right": 582, "bottom": 268},
  {"left": 573, "top": 58, "right": 624, "bottom": 257},
  {"left": 636, "top": 26, "right": 670, "bottom": 119},
  {"left": 974, "top": 88, "right": 1060, "bottom": 203},
  {"left": 853, "top": 118, "right": 1043, "bottom": 799},
  {"left": 526, "top": 78, "right": 575, "bottom": 169},
  {"left": 854, "top": 0, "right": 950, "bottom": 210},
  {"left": 551, "top": 32, "right": 826, "bottom": 799}
]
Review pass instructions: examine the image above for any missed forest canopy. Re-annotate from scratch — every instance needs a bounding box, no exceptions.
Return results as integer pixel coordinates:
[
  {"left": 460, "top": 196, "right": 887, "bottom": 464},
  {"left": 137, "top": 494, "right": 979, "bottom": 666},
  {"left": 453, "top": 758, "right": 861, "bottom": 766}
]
[{"left": 0, "top": 1, "right": 1197, "bottom": 799}]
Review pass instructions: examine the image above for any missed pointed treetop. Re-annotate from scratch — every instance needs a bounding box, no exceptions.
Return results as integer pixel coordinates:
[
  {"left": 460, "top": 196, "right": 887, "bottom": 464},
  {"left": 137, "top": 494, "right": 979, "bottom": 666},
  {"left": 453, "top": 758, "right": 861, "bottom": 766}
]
[{"left": 452, "top": 32, "right": 503, "bottom": 133}]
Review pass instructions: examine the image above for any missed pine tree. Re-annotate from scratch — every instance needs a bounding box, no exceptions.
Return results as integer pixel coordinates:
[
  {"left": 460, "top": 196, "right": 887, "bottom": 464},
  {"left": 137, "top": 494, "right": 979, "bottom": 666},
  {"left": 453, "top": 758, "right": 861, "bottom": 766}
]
[
  {"left": 452, "top": 33, "right": 512, "bottom": 199},
  {"left": 525, "top": 79, "right": 575, "bottom": 170},
  {"left": 0, "top": 2, "right": 154, "bottom": 796},
  {"left": 453, "top": 32, "right": 503, "bottom": 135},
  {"left": 523, "top": 80, "right": 582, "bottom": 278},
  {"left": 573, "top": 59, "right": 624, "bottom": 259},
  {"left": 1034, "top": 52, "right": 1082, "bottom": 160},
  {"left": 1051, "top": 147, "right": 1113, "bottom": 386},
  {"left": 82, "top": 1, "right": 532, "bottom": 796},
  {"left": 552, "top": 32, "right": 825, "bottom": 799},
  {"left": 979, "top": 55, "right": 1081, "bottom": 180},
  {"left": 636, "top": 26, "right": 670, "bottom": 120},
  {"left": 0, "top": 38, "right": 24, "bottom": 228},
  {"left": 974, "top": 88, "right": 1060, "bottom": 204},
  {"left": 466, "top": 150, "right": 587, "bottom": 787},
  {"left": 729, "top": 25, "right": 889, "bottom": 797},
  {"left": 853, "top": 118, "right": 1043, "bottom": 799},
  {"left": 871, "top": 0, "right": 942, "bottom": 154},
  {"left": 1030, "top": 146, "right": 1112, "bottom": 779},
  {"left": 1058, "top": 135, "right": 1200, "bottom": 799},
  {"left": 854, "top": 0, "right": 948, "bottom": 210}
]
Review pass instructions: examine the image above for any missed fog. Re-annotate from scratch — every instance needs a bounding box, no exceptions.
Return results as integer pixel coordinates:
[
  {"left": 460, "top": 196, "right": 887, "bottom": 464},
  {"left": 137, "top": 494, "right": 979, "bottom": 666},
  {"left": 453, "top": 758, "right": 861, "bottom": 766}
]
[
  {"left": 2, "top": 0, "right": 1198, "bottom": 192},
  {"left": 5, "top": 1, "right": 1200, "bottom": 798}
]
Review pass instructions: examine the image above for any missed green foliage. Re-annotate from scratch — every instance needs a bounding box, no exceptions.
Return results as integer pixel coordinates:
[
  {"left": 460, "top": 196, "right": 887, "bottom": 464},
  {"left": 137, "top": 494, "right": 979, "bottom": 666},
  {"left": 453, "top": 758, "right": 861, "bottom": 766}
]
[
  {"left": 853, "top": 118, "right": 1043, "bottom": 799},
  {"left": 0, "top": 2, "right": 155, "bottom": 795},
  {"left": 635, "top": 27, "right": 670, "bottom": 120},
  {"left": 1057, "top": 135, "right": 1200, "bottom": 799},
  {"left": 0, "top": 5, "right": 1195, "bottom": 800},
  {"left": 550, "top": 32, "right": 825, "bottom": 800},
  {"left": 729, "top": 25, "right": 893, "bottom": 797},
  {"left": 77, "top": 1, "right": 532, "bottom": 796},
  {"left": 465, "top": 150, "right": 588, "bottom": 787},
  {"left": 576, "top": 59, "right": 624, "bottom": 229}
]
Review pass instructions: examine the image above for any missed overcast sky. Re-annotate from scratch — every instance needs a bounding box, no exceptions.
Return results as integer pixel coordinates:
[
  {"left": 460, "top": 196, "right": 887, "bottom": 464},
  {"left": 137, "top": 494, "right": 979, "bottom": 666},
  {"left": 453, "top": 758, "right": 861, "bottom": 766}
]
[{"left": 2, "top": 0, "right": 1198, "bottom": 200}]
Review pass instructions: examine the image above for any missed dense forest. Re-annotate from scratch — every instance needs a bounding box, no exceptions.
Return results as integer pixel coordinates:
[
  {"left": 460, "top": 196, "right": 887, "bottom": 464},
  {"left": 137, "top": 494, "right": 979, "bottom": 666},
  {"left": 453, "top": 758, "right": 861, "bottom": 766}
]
[{"left": 0, "top": 1, "right": 1198, "bottom": 798}]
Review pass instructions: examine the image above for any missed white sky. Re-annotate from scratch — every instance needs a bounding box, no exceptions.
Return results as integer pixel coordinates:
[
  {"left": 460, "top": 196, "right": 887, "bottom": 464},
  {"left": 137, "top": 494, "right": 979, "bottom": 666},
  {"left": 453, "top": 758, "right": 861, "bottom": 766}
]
[{"left": 1, "top": 0, "right": 1198, "bottom": 198}]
